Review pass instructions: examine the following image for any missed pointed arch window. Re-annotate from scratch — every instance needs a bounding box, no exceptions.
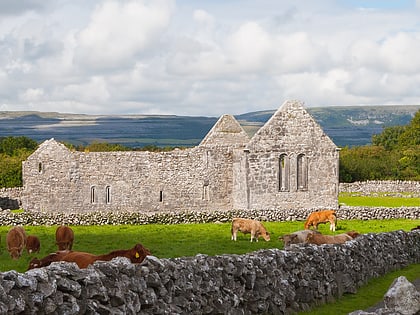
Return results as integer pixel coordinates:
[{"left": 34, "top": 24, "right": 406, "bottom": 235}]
[
  {"left": 279, "top": 154, "right": 289, "bottom": 191},
  {"left": 91, "top": 186, "right": 96, "bottom": 204},
  {"left": 297, "top": 154, "right": 308, "bottom": 191},
  {"left": 105, "top": 186, "right": 111, "bottom": 204}
]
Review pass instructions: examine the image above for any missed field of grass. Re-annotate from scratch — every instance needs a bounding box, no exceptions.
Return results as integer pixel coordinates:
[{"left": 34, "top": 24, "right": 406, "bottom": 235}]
[
  {"left": 1, "top": 219, "right": 419, "bottom": 274},
  {"left": 339, "top": 192, "right": 420, "bottom": 207},
  {"left": 0, "top": 217, "right": 419, "bottom": 314}
]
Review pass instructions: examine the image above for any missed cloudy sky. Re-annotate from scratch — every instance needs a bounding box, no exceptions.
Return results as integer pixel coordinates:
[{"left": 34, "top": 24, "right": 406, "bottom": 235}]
[{"left": 1, "top": 0, "right": 420, "bottom": 117}]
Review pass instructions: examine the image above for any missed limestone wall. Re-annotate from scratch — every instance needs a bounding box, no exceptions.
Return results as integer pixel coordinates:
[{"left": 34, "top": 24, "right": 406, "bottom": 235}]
[
  {"left": 340, "top": 180, "right": 420, "bottom": 195},
  {"left": 22, "top": 142, "right": 235, "bottom": 213},
  {"left": 21, "top": 101, "right": 340, "bottom": 214},
  {"left": 1, "top": 230, "right": 419, "bottom": 314},
  {"left": 0, "top": 206, "right": 418, "bottom": 226}
]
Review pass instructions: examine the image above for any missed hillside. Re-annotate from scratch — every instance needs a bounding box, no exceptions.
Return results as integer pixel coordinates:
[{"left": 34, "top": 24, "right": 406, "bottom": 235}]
[{"left": 0, "top": 105, "right": 419, "bottom": 147}]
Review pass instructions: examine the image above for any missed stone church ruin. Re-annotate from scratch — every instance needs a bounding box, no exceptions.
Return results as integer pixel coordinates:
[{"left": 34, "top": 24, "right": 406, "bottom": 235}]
[{"left": 22, "top": 100, "right": 339, "bottom": 213}]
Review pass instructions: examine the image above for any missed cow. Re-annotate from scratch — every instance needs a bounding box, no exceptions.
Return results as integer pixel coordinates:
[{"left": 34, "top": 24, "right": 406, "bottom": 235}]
[
  {"left": 7, "top": 226, "right": 27, "bottom": 260},
  {"left": 231, "top": 218, "right": 270, "bottom": 242},
  {"left": 60, "top": 243, "right": 151, "bottom": 269},
  {"left": 26, "top": 235, "right": 41, "bottom": 254},
  {"left": 55, "top": 225, "right": 74, "bottom": 250},
  {"left": 27, "top": 250, "right": 70, "bottom": 270},
  {"left": 346, "top": 230, "right": 361, "bottom": 239},
  {"left": 306, "top": 232, "right": 353, "bottom": 245},
  {"left": 279, "top": 230, "right": 321, "bottom": 248},
  {"left": 304, "top": 210, "right": 337, "bottom": 231}
]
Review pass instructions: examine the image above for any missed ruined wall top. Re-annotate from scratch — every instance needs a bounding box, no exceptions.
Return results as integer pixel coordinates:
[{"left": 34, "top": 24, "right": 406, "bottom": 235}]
[
  {"left": 247, "top": 100, "right": 337, "bottom": 152},
  {"left": 199, "top": 114, "right": 250, "bottom": 147}
]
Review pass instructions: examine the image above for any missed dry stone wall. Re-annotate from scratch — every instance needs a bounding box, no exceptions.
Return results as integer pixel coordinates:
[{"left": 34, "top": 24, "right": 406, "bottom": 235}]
[
  {"left": 1, "top": 230, "right": 419, "bottom": 314},
  {"left": 340, "top": 180, "right": 420, "bottom": 196},
  {"left": 0, "top": 206, "right": 419, "bottom": 226}
]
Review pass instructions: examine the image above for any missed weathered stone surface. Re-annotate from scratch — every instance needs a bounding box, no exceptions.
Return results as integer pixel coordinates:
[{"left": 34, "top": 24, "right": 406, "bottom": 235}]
[
  {"left": 384, "top": 276, "right": 420, "bottom": 315},
  {"left": 349, "top": 276, "right": 420, "bottom": 315},
  {"left": 0, "top": 231, "right": 418, "bottom": 314},
  {"left": 20, "top": 100, "right": 339, "bottom": 214}
]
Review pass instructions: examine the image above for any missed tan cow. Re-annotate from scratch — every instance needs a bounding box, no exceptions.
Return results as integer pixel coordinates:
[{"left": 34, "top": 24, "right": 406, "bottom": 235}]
[
  {"left": 231, "top": 218, "right": 270, "bottom": 242},
  {"left": 55, "top": 226, "right": 74, "bottom": 250},
  {"left": 26, "top": 235, "right": 41, "bottom": 254},
  {"left": 306, "top": 232, "right": 353, "bottom": 245},
  {"left": 304, "top": 210, "right": 337, "bottom": 231},
  {"left": 7, "top": 226, "right": 27, "bottom": 260},
  {"left": 279, "top": 230, "right": 321, "bottom": 248}
]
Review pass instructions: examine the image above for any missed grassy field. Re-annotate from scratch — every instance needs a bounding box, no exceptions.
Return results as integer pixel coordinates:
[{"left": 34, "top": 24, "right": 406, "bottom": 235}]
[
  {"left": 339, "top": 192, "right": 420, "bottom": 207},
  {"left": 1, "top": 219, "right": 419, "bottom": 274},
  {"left": 0, "top": 195, "right": 419, "bottom": 314}
]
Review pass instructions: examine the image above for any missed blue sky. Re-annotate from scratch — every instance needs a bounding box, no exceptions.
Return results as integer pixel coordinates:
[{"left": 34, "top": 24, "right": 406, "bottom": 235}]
[{"left": 0, "top": 0, "right": 420, "bottom": 116}]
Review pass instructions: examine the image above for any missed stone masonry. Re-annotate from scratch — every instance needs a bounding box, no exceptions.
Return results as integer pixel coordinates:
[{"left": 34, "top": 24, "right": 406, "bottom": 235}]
[
  {"left": 21, "top": 100, "right": 340, "bottom": 214},
  {"left": 0, "top": 230, "right": 418, "bottom": 314}
]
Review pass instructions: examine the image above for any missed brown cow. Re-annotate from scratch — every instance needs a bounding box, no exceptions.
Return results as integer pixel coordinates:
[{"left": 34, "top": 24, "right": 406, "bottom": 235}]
[
  {"left": 26, "top": 235, "right": 41, "bottom": 254},
  {"left": 55, "top": 226, "right": 74, "bottom": 250},
  {"left": 306, "top": 232, "right": 353, "bottom": 245},
  {"left": 60, "top": 243, "right": 151, "bottom": 269},
  {"left": 304, "top": 210, "right": 337, "bottom": 231},
  {"left": 231, "top": 218, "right": 270, "bottom": 242},
  {"left": 27, "top": 250, "right": 70, "bottom": 270},
  {"left": 7, "top": 226, "right": 27, "bottom": 260},
  {"left": 346, "top": 230, "right": 361, "bottom": 239}
]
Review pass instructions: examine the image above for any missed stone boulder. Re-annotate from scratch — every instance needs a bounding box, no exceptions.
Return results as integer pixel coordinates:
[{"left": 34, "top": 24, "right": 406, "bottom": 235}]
[{"left": 349, "top": 276, "right": 420, "bottom": 315}]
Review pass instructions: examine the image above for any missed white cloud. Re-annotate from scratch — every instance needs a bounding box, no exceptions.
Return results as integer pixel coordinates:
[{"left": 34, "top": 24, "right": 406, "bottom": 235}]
[
  {"left": 74, "top": 0, "right": 174, "bottom": 72},
  {"left": 0, "top": 0, "right": 419, "bottom": 116},
  {"left": 20, "top": 87, "right": 44, "bottom": 102}
]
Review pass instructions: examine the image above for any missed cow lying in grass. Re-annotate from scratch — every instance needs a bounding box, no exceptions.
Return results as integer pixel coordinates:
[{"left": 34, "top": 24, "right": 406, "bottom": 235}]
[
  {"left": 304, "top": 210, "right": 337, "bottom": 232},
  {"left": 231, "top": 218, "right": 270, "bottom": 242},
  {"left": 27, "top": 243, "right": 151, "bottom": 270},
  {"left": 279, "top": 230, "right": 321, "bottom": 248},
  {"left": 306, "top": 232, "right": 353, "bottom": 245}
]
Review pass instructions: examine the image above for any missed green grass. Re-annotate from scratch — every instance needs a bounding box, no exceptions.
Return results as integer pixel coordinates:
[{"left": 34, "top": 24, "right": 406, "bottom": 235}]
[
  {"left": 339, "top": 192, "right": 420, "bottom": 207},
  {"left": 299, "top": 263, "right": 420, "bottom": 315},
  {"left": 0, "top": 219, "right": 419, "bottom": 314},
  {"left": 1, "top": 219, "right": 419, "bottom": 273}
]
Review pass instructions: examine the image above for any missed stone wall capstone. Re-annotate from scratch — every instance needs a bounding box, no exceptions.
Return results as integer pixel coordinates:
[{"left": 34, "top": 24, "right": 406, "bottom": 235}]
[{"left": 1, "top": 230, "right": 419, "bottom": 314}]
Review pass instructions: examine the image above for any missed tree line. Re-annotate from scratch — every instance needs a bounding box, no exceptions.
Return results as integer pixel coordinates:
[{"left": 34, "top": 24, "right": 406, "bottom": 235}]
[
  {"left": 339, "top": 109, "right": 419, "bottom": 182},
  {"left": 1, "top": 110, "right": 419, "bottom": 187}
]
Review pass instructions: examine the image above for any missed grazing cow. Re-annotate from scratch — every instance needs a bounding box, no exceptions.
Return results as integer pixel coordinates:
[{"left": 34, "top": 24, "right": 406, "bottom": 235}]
[
  {"left": 306, "top": 233, "right": 353, "bottom": 245},
  {"left": 60, "top": 243, "right": 151, "bottom": 269},
  {"left": 27, "top": 250, "right": 70, "bottom": 270},
  {"left": 7, "top": 226, "right": 27, "bottom": 260},
  {"left": 231, "top": 218, "right": 270, "bottom": 242},
  {"left": 26, "top": 235, "right": 41, "bottom": 254},
  {"left": 279, "top": 230, "right": 321, "bottom": 247},
  {"left": 55, "top": 226, "right": 74, "bottom": 250},
  {"left": 304, "top": 210, "right": 337, "bottom": 231}
]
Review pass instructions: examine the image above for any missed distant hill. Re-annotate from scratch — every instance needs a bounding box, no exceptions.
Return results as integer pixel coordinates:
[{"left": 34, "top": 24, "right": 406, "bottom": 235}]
[
  {"left": 237, "top": 105, "right": 420, "bottom": 147},
  {"left": 0, "top": 105, "right": 419, "bottom": 148}
]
